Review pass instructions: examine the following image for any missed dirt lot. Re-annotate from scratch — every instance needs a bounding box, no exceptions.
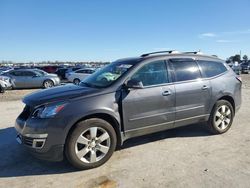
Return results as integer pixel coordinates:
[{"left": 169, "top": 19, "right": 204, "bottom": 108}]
[{"left": 0, "top": 75, "right": 250, "bottom": 188}]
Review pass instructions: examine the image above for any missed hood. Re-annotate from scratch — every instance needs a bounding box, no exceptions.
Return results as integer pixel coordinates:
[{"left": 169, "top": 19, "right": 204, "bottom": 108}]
[{"left": 23, "top": 84, "right": 99, "bottom": 106}]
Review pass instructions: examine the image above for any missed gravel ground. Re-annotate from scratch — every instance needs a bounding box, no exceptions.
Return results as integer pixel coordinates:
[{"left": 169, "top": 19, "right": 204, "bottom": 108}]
[
  {"left": 0, "top": 89, "right": 38, "bottom": 102},
  {"left": 0, "top": 75, "right": 250, "bottom": 188}
]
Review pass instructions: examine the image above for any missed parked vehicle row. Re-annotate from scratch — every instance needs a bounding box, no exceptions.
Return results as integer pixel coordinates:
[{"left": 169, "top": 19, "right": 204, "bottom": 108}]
[
  {"left": 241, "top": 61, "right": 250, "bottom": 74},
  {"left": 228, "top": 61, "right": 250, "bottom": 74}
]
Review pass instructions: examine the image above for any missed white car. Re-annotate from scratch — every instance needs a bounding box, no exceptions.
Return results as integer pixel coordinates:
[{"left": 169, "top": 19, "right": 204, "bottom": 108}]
[
  {"left": 67, "top": 68, "right": 96, "bottom": 84},
  {"left": 0, "top": 76, "right": 12, "bottom": 93}
]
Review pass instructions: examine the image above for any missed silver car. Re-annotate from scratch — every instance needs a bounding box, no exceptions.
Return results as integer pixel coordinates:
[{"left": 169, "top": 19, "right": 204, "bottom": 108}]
[
  {"left": 0, "top": 76, "right": 12, "bottom": 93},
  {"left": 2, "top": 69, "right": 60, "bottom": 89}
]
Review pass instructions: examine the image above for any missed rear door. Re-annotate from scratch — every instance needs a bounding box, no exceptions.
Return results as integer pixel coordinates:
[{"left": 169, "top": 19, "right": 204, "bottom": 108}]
[
  {"left": 122, "top": 60, "right": 176, "bottom": 136},
  {"left": 169, "top": 58, "right": 211, "bottom": 127},
  {"left": 9, "top": 71, "right": 27, "bottom": 88}
]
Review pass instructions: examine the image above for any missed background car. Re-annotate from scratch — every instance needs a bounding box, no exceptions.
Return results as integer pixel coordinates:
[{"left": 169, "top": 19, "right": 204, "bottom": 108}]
[
  {"left": 40, "top": 65, "right": 63, "bottom": 73},
  {"left": 241, "top": 61, "right": 250, "bottom": 74},
  {"left": 55, "top": 68, "right": 68, "bottom": 80},
  {"left": 0, "top": 67, "right": 13, "bottom": 74},
  {"left": 231, "top": 62, "right": 242, "bottom": 75},
  {"left": 67, "top": 68, "right": 96, "bottom": 84},
  {"left": 0, "top": 76, "right": 12, "bottom": 93},
  {"left": 2, "top": 69, "right": 60, "bottom": 89},
  {"left": 65, "top": 67, "right": 83, "bottom": 79}
]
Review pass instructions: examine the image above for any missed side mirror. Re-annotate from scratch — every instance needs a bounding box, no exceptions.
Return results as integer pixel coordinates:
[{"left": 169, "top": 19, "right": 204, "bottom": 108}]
[{"left": 125, "top": 79, "right": 143, "bottom": 89}]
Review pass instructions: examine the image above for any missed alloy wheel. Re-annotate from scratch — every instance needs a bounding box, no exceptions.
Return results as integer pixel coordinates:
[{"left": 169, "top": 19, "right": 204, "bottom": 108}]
[
  {"left": 214, "top": 105, "right": 232, "bottom": 130},
  {"left": 44, "top": 80, "right": 53, "bottom": 88},
  {"left": 74, "top": 127, "right": 111, "bottom": 163}
]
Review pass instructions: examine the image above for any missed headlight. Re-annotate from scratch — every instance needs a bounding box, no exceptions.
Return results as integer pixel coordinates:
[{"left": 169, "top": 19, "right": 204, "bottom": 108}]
[{"left": 32, "top": 102, "right": 66, "bottom": 118}]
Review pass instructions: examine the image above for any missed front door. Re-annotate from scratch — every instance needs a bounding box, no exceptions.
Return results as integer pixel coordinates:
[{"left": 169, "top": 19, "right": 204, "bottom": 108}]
[{"left": 122, "top": 60, "right": 176, "bottom": 137}]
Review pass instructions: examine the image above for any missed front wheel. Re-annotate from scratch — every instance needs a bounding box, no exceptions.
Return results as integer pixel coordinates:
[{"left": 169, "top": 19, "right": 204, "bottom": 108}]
[
  {"left": 207, "top": 100, "right": 234, "bottom": 134},
  {"left": 0, "top": 85, "right": 5, "bottom": 93},
  {"left": 73, "top": 78, "right": 80, "bottom": 85},
  {"left": 65, "top": 118, "right": 117, "bottom": 170},
  {"left": 43, "top": 80, "right": 54, "bottom": 89}
]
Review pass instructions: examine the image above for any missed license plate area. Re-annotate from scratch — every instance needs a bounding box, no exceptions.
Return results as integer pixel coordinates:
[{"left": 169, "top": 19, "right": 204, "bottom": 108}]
[{"left": 16, "top": 134, "right": 22, "bottom": 144}]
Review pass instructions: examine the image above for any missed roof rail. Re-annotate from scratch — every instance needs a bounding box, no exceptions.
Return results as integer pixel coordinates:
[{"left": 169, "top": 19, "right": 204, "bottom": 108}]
[
  {"left": 141, "top": 50, "right": 180, "bottom": 57},
  {"left": 183, "top": 51, "right": 203, "bottom": 55}
]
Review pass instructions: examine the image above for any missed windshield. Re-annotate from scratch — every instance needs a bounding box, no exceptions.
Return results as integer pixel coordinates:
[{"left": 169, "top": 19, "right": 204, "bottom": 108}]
[{"left": 80, "top": 59, "right": 137, "bottom": 88}]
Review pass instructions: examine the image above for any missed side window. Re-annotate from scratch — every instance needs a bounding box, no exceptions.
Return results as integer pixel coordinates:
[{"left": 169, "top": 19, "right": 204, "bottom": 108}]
[
  {"left": 75, "top": 70, "right": 83, "bottom": 73},
  {"left": 131, "top": 60, "right": 169, "bottom": 86},
  {"left": 198, "top": 60, "right": 227, "bottom": 78},
  {"left": 10, "top": 71, "right": 22, "bottom": 76},
  {"left": 171, "top": 60, "right": 201, "bottom": 82},
  {"left": 22, "top": 71, "right": 35, "bottom": 77}
]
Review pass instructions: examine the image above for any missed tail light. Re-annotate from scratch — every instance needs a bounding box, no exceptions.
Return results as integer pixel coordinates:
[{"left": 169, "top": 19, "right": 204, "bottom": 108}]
[{"left": 236, "top": 75, "right": 242, "bottom": 83}]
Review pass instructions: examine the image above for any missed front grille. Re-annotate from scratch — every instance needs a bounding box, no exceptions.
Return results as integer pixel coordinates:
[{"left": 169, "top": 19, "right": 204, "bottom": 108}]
[{"left": 19, "top": 105, "right": 32, "bottom": 120}]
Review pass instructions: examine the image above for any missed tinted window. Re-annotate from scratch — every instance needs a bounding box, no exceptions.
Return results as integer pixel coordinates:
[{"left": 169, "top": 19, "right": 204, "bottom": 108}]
[
  {"left": 198, "top": 60, "right": 227, "bottom": 78},
  {"left": 72, "top": 68, "right": 81, "bottom": 71},
  {"left": 131, "top": 60, "right": 169, "bottom": 86},
  {"left": 75, "top": 70, "right": 85, "bottom": 73},
  {"left": 22, "top": 71, "right": 36, "bottom": 76},
  {"left": 171, "top": 60, "right": 201, "bottom": 82},
  {"left": 10, "top": 71, "right": 23, "bottom": 76}
]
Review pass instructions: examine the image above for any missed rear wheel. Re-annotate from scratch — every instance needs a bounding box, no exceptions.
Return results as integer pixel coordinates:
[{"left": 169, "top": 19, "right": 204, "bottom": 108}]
[
  {"left": 43, "top": 80, "right": 54, "bottom": 89},
  {"left": 208, "top": 100, "right": 234, "bottom": 134},
  {"left": 73, "top": 78, "right": 81, "bottom": 85},
  {"left": 65, "top": 118, "right": 117, "bottom": 170}
]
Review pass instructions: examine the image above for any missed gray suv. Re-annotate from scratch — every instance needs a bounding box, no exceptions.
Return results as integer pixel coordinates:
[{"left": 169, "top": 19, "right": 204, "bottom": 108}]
[{"left": 15, "top": 51, "right": 242, "bottom": 169}]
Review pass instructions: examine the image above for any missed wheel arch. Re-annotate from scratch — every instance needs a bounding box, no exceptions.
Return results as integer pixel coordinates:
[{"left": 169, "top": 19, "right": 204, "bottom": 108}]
[
  {"left": 65, "top": 112, "right": 123, "bottom": 149},
  {"left": 218, "top": 95, "right": 235, "bottom": 113}
]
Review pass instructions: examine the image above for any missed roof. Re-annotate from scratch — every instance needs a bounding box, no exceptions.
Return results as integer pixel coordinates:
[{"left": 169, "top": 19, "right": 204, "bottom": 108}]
[{"left": 116, "top": 51, "right": 224, "bottom": 64}]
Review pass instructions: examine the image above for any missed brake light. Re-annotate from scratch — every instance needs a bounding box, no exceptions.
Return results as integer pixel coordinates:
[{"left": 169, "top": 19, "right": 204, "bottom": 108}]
[{"left": 236, "top": 75, "right": 242, "bottom": 82}]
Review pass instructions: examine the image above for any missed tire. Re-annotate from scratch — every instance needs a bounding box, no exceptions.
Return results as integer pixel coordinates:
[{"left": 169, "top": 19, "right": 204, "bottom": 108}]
[
  {"left": 65, "top": 118, "right": 117, "bottom": 170},
  {"left": 207, "top": 100, "right": 234, "bottom": 134},
  {"left": 0, "top": 85, "right": 5, "bottom": 93},
  {"left": 73, "top": 78, "right": 81, "bottom": 85},
  {"left": 43, "top": 80, "right": 54, "bottom": 89}
]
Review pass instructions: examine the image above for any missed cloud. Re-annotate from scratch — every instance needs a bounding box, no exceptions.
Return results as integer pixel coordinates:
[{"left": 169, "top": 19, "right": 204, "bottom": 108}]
[
  {"left": 199, "top": 33, "right": 217, "bottom": 38},
  {"left": 216, "top": 39, "right": 238, "bottom": 43}
]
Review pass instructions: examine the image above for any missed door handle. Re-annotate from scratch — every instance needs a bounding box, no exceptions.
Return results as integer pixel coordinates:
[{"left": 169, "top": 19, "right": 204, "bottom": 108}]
[
  {"left": 202, "top": 85, "right": 209, "bottom": 90},
  {"left": 162, "top": 90, "right": 171, "bottom": 96}
]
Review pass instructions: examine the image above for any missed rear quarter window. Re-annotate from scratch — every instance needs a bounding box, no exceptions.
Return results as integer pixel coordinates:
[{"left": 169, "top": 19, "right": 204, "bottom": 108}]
[
  {"left": 171, "top": 60, "right": 201, "bottom": 82},
  {"left": 198, "top": 60, "right": 227, "bottom": 78}
]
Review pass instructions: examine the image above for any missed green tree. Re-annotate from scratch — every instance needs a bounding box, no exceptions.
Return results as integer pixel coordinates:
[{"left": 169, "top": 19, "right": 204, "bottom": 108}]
[
  {"left": 243, "top": 55, "right": 248, "bottom": 62},
  {"left": 232, "top": 54, "right": 241, "bottom": 62}
]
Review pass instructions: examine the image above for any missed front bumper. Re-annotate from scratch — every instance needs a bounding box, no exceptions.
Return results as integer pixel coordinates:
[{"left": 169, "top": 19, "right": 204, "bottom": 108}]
[
  {"left": 15, "top": 117, "right": 64, "bottom": 162},
  {"left": 54, "top": 78, "right": 61, "bottom": 86}
]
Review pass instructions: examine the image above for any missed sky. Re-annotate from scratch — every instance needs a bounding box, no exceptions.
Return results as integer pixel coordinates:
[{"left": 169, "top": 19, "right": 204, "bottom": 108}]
[{"left": 0, "top": 0, "right": 250, "bottom": 62}]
